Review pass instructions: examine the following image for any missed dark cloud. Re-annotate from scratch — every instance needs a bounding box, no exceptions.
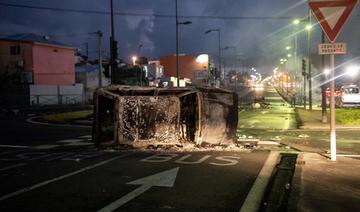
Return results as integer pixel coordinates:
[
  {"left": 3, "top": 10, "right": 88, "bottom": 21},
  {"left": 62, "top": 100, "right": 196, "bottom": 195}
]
[{"left": 1, "top": 0, "right": 359, "bottom": 70}]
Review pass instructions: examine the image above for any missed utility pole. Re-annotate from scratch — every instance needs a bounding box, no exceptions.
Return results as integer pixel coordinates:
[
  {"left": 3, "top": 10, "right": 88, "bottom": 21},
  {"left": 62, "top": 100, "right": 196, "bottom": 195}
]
[
  {"left": 218, "top": 30, "right": 222, "bottom": 84},
  {"left": 175, "top": 0, "right": 180, "bottom": 87},
  {"left": 85, "top": 42, "right": 89, "bottom": 59},
  {"left": 308, "top": 9, "right": 313, "bottom": 110},
  {"left": 321, "top": 31, "right": 327, "bottom": 123},
  {"left": 302, "top": 58, "right": 307, "bottom": 109},
  {"left": 109, "top": 0, "right": 118, "bottom": 84},
  {"left": 97, "top": 30, "right": 103, "bottom": 87}
]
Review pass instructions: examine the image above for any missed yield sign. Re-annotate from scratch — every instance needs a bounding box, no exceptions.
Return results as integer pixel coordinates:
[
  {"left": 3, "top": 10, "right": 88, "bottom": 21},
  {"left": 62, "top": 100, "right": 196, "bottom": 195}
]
[{"left": 308, "top": 0, "right": 358, "bottom": 42}]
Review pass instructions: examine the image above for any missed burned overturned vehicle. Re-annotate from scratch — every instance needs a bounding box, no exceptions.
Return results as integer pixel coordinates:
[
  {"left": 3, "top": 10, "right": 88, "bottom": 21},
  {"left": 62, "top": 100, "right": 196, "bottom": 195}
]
[{"left": 92, "top": 86, "right": 238, "bottom": 149}]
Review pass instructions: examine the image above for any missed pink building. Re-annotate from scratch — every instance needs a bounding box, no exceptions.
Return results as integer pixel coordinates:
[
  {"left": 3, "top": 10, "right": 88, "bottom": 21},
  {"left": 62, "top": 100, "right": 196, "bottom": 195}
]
[{"left": 0, "top": 33, "right": 76, "bottom": 85}]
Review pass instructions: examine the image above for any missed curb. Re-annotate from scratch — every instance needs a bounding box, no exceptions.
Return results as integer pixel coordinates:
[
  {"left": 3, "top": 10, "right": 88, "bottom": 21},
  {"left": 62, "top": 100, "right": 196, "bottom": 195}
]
[
  {"left": 26, "top": 116, "right": 91, "bottom": 128},
  {"left": 239, "top": 151, "right": 280, "bottom": 212}
]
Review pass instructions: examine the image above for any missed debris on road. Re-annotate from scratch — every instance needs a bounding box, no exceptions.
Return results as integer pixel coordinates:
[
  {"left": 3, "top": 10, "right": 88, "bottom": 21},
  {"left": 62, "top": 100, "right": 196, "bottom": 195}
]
[{"left": 298, "top": 134, "right": 310, "bottom": 138}]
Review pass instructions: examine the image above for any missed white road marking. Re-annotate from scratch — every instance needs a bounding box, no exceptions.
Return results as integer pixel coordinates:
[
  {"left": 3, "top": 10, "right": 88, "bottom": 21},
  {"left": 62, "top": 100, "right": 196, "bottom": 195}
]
[
  {"left": 33, "top": 145, "right": 61, "bottom": 150},
  {"left": 0, "top": 145, "right": 30, "bottom": 149},
  {"left": 57, "top": 139, "right": 84, "bottom": 143},
  {"left": 140, "top": 154, "right": 179, "bottom": 163},
  {"left": 239, "top": 151, "right": 280, "bottom": 212},
  {"left": 0, "top": 163, "right": 27, "bottom": 171},
  {"left": 175, "top": 155, "right": 211, "bottom": 164},
  {"left": 98, "top": 167, "right": 179, "bottom": 212},
  {"left": 0, "top": 154, "right": 130, "bottom": 202},
  {"left": 78, "top": 135, "right": 92, "bottom": 139},
  {"left": 209, "top": 156, "right": 241, "bottom": 166},
  {"left": 64, "top": 142, "right": 92, "bottom": 146}
]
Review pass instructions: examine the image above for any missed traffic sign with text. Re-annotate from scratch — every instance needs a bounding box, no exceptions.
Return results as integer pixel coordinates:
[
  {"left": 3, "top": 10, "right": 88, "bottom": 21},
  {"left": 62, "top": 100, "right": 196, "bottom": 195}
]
[{"left": 318, "top": 43, "right": 347, "bottom": 55}]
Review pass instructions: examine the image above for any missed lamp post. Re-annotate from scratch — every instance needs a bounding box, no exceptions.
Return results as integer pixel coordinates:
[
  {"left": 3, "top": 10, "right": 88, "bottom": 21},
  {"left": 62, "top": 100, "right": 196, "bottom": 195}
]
[
  {"left": 175, "top": 0, "right": 192, "bottom": 87},
  {"left": 292, "top": 17, "right": 312, "bottom": 108},
  {"left": 307, "top": 9, "right": 313, "bottom": 110},
  {"left": 221, "top": 46, "right": 236, "bottom": 81},
  {"left": 205, "top": 29, "right": 221, "bottom": 85},
  {"left": 137, "top": 43, "right": 143, "bottom": 55}
]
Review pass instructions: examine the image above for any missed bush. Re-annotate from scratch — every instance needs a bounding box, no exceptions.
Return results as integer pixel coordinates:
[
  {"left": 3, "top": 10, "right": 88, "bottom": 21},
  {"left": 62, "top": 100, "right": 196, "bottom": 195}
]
[{"left": 336, "top": 109, "right": 360, "bottom": 125}]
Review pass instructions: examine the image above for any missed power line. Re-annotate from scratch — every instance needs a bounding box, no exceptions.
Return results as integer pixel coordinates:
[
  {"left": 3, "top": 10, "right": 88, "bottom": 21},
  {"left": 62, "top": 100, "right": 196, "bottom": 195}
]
[
  {"left": 51, "top": 32, "right": 98, "bottom": 38},
  {"left": 0, "top": 2, "right": 296, "bottom": 20}
]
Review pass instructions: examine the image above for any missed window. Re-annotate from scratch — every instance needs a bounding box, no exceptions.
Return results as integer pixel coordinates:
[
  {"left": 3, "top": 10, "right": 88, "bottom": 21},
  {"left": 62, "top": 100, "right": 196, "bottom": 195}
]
[{"left": 10, "top": 46, "right": 21, "bottom": 55}]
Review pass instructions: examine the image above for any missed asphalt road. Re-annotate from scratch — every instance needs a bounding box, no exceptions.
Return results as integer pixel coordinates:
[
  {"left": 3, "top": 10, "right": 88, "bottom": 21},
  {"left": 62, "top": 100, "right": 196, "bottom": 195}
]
[
  {"left": 0, "top": 116, "right": 271, "bottom": 212},
  {"left": 238, "top": 86, "right": 297, "bottom": 130}
]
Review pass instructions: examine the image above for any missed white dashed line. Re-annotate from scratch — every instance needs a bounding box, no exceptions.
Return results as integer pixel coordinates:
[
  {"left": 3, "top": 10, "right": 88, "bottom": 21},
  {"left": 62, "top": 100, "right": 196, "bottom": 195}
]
[
  {"left": 0, "top": 163, "right": 27, "bottom": 171},
  {"left": 0, "top": 154, "right": 130, "bottom": 202},
  {"left": 57, "top": 139, "right": 84, "bottom": 143},
  {"left": 0, "top": 145, "right": 30, "bottom": 149},
  {"left": 33, "top": 145, "right": 62, "bottom": 150}
]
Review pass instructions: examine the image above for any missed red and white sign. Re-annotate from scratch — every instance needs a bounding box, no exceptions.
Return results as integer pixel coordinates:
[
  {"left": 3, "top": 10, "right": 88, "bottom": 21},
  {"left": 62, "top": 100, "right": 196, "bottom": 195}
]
[
  {"left": 318, "top": 43, "right": 347, "bottom": 55},
  {"left": 308, "top": 0, "right": 358, "bottom": 43}
]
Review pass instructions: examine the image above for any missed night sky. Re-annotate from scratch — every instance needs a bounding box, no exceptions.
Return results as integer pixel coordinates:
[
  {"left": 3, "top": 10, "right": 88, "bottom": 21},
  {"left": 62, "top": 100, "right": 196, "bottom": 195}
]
[{"left": 1, "top": 0, "right": 359, "bottom": 73}]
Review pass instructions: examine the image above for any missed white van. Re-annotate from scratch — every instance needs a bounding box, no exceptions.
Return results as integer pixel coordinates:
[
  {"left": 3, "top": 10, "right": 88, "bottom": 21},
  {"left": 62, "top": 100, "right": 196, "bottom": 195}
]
[{"left": 336, "top": 85, "right": 360, "bottom": 108}]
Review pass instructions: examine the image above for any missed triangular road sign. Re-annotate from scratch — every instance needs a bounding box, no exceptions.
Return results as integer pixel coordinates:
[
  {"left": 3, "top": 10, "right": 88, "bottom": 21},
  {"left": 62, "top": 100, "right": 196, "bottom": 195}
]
[{"left": 308, "top": 0, "right": 358, "bottom": 43}]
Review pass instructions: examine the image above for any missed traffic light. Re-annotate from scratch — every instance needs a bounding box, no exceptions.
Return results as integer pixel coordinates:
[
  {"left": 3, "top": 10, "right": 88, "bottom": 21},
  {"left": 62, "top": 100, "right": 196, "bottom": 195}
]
[
  {"left": 112, "top": 40, "right": 118, "bottom": 61},
  {"left": 302, "top": 59, "right": 307, "bottom": 71}
]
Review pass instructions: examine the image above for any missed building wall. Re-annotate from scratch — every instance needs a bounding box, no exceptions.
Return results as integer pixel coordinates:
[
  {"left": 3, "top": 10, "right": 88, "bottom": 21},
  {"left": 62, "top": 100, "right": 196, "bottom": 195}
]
[
  {"left": 0, "top": 40, "right": 33, "bottom": 75},
  {"left": 32, "top": 44, "right": 75, "bottom": 85},
  {"left": 30, "top": 84, "right": 84, "bottom": 105},
  {"left": 160, "top": 55, "right": 208, "bottom": 85}
]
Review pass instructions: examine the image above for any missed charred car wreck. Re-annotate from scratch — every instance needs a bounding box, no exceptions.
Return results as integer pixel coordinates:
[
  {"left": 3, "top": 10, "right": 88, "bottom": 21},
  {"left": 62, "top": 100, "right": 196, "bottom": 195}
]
[{"left": 93, "top": 86, "right": 238, "bottom": 149}]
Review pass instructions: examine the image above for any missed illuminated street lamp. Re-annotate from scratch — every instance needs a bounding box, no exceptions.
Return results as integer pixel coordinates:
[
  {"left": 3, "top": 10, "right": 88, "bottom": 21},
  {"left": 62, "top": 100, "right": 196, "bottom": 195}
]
[
  {"left": 132, "top": 56, "right": 137, "bottom": 66},
  {"left": 293, "top": 19, "right": 301, "bottom": 25},
  {"left": 175, "top": 0, "right": 192, "bottom": 87},
  {"left": 324, "top": 68, "right": 330, "bottom": 77},
  {"left": 205, "top": 28, "right": 221, "bottom": 84},
  {"left": 286, "top": 46, "right": 292, "bottom": 50},
  {"left": 346, "top": 66, "right": 360, "bottom": 77},
  {"left": 287, "top": 54, "right": 292, "bottom": 58},
  {"left": 305, "top": 24, "right": 313, "bottom": 31}
]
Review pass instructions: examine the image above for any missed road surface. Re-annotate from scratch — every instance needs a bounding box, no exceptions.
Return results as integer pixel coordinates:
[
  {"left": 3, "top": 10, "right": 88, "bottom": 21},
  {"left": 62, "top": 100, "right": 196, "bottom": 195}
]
[{"left": 0, "top": 115, "right": 273, "bottom": 212}]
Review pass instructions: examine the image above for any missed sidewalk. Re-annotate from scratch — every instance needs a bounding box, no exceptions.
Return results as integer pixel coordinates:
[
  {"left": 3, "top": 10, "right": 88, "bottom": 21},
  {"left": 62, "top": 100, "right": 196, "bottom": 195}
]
[
  {"left": 296, "top": 106, "right": 360, "bottom": 129},
  {"left": 289, "top": 153, "right": 360, "bottom": 212},
  {"left": 269, "top": 88, "right": 360, "bottom": 211},
  {"left": 288, "top": 106, "right": 360, "bottom": 211}
]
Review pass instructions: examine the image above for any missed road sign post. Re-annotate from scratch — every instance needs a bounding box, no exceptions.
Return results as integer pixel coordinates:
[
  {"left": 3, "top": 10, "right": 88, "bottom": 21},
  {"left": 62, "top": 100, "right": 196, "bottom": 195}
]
[{"left": 309, "top": 0, "right": 358, "bottom": 161}]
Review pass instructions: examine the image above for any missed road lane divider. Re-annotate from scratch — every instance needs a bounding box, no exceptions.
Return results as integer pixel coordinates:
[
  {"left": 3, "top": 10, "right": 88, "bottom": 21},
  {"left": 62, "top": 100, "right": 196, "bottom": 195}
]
[
  {"left": 0, "top": 153, "right": 130, "bottom": 202},
  {"left": 239, "top": 151, "right": 280, "bottom": 212}
]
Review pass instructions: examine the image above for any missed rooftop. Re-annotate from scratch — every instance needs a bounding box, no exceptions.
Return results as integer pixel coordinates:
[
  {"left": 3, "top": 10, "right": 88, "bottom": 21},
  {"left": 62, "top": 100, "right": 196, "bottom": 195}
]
[{"left": 0, "top": 33, "right": 73, "bottom": 48}]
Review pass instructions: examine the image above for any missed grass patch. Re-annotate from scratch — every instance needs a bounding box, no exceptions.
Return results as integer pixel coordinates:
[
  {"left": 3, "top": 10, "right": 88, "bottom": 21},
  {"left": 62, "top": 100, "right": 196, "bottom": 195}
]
[
  {"left": 336, "top": 109, "right": 360, "bottom": 125},
  {"left": 44, "top": 110, "right": 93, "bottom": 124}
]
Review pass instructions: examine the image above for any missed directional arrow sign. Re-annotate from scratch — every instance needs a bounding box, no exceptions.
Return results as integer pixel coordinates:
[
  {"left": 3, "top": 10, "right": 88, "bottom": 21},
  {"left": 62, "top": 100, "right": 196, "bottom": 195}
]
[
  {"left": 98, "top": 167, "right": 180, "bottom": 212},
  {"left": 308, "top": 0, "right": 358, "bottom": 42}
]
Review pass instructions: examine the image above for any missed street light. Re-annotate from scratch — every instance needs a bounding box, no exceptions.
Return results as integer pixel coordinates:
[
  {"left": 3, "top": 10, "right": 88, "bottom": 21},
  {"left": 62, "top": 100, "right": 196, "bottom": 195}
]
[
  {"left": 293, "top": 19, "right": 301, "bottom": 25},
  {"left": 307, "top": 9, "right": 313, "bottom": 110},
  {"left": 346, "top": 66, "right": 360, "bottom": 77},
  {"left": 305, "top": 24, "right": 313, "bottom": 31},
  {"left": 132, "top": 56, "right": 137, "bottom": 66},
  {"left": 137, "top": 43, "right": 143, "bottom": 55},
  {"left": 292, "top": 17, "right": 313, "bottom": 108},
  {"left": 175, "top": 0, "right": 192, "bottom": 87},
  {"left": 205, "top": 29, "right": 221, "bottom": 85},
  {"left": 324, "top": 68, "right": 330, "bottom": 77},
  {"left": 221, "top": 46, "right": 236, "bottom": 78}
]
